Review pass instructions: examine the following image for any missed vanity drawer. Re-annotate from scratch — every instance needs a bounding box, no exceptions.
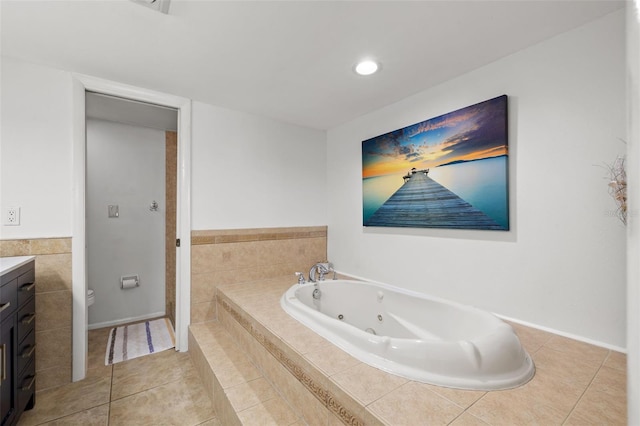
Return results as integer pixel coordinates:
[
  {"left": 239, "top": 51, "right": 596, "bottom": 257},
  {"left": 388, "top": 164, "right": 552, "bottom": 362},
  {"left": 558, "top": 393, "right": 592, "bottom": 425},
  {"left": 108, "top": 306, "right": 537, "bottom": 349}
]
[
  {"left": 17, "top": 297, "right": 36, "bottom": 342},
  {"left": 17, "top": 269, "right": 36, "bottom": 306},
  {"left": 17, "top": 330, "right": 36, "bottom": 375},
  {"left": 0, "top": 277, "right": 17, "bottom": 321},
  {"left": 17, "top": 358, "right": 36, "bottom": 413}
]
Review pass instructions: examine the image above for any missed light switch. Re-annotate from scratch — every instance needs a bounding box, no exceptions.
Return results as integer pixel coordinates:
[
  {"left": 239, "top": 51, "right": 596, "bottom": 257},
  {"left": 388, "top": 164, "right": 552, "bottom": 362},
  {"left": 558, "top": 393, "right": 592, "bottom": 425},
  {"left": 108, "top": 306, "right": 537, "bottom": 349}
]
[{"left": 108, "top": 205, "right": 119, "bottom": 218}]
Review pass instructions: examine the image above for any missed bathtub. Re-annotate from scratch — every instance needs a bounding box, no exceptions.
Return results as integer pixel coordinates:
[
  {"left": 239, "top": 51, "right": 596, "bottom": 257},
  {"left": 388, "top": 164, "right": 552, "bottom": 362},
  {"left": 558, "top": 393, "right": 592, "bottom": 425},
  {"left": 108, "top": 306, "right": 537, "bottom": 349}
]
[{"left": 280, "top": 279, "right": 534, "bottom": 390}]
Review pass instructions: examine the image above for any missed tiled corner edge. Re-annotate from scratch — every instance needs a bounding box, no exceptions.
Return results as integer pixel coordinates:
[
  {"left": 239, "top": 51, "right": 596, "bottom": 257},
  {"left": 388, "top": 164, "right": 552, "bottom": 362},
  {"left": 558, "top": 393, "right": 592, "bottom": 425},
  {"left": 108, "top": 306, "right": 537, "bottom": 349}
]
[
  {"left": 192, "top": 226, "right": 327, "bottom": 245},
  {"left": 219, "top": 297, "right": 369, "bottom": 426}
]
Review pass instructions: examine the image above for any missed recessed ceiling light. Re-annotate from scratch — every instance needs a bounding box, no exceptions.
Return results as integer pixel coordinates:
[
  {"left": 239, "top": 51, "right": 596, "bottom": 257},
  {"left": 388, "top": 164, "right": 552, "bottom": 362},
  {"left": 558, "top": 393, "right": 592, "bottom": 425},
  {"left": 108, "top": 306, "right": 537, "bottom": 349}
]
[{"left": 354, "top": 60, "right": 380, "bottom": 76}]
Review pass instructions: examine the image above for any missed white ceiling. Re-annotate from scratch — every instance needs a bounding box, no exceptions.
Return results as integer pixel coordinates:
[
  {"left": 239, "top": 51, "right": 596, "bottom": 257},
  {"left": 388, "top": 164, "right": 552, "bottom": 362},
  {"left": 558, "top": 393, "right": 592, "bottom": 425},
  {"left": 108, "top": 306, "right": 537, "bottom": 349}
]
[{"left": 1, "top": 0, "right": 625, "bottom": 130}]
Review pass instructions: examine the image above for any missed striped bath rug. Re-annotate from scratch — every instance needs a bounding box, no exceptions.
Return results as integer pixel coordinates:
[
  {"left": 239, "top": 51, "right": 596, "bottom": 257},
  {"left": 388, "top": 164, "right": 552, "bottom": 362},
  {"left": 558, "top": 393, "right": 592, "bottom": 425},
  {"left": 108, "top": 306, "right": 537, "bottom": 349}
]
[{"left": 105, "top": 318, "right": 175, "bottom": 365}]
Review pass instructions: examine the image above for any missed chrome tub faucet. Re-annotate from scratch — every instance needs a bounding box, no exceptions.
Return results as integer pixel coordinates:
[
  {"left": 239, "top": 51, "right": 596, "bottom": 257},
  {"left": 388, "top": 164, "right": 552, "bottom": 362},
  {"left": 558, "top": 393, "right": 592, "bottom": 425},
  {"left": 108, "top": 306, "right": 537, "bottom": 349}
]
[{"left": 308, "top": 262, "right": 335, "bottom": 282}]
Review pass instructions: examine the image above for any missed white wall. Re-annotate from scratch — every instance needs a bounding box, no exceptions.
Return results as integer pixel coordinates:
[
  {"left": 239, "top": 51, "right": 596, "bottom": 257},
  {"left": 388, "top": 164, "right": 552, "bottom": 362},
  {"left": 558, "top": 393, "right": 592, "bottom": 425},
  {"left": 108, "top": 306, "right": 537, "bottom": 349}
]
[
  {"left": 0, "top": 11, "right": 627, "bottom": 351},
  {"left": 0, "top": 57, "right": 73, "bottom": 239},
  {"left": 0, "top": 57, "right": 328, "bottom": 241},
  {"left": 191, "top": 102, "right": 327, "bottom": 230},
  {"left": 86, "top": 119, "right": 166, "bottom": 328},
  {"left": 327, "top": 11, "right": 627, "bottom": 348},
  {"left": 626, "top": 1, "right": 640, "bottom": 423}
]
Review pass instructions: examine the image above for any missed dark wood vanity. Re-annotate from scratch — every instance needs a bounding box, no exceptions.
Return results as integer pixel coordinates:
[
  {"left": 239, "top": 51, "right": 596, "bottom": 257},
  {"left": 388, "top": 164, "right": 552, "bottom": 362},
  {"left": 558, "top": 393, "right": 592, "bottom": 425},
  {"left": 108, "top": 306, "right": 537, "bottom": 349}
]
[{"left": 1, "top": 257, "right": 36, "bottom": 426}]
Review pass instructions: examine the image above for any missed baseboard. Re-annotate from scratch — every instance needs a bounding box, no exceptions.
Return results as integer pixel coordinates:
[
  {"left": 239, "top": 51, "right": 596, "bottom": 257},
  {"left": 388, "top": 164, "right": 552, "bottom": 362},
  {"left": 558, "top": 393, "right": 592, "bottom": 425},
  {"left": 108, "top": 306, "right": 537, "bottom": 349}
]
[
  {"left": 496, "top": 314, "right": 627, "bottom": 353},
  {"left": 88, "top": 311, "right": 167, "bottom": 330}
]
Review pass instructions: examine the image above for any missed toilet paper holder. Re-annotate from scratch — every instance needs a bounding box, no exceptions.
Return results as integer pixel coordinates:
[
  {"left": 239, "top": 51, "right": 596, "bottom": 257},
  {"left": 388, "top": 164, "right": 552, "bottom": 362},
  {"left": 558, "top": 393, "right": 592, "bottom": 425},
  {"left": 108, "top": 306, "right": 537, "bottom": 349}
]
[{"left": 121, "top": 275, "right": 140, "bottom": 289}]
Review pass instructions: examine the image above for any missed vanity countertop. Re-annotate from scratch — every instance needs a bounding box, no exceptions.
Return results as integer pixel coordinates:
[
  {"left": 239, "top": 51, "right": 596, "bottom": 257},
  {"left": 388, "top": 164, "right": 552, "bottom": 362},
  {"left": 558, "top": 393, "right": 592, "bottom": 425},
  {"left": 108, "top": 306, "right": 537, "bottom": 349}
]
[{"left": 0, "top": 256, "right": 36, "bottom": 276}]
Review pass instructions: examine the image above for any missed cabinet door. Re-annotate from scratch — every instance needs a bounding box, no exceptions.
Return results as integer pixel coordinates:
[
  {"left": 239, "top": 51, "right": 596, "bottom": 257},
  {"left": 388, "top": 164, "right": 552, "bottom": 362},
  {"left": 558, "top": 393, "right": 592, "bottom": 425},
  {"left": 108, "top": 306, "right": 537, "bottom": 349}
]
[{"left": 0, "top": 315, "right": 16, "bottom": 426}]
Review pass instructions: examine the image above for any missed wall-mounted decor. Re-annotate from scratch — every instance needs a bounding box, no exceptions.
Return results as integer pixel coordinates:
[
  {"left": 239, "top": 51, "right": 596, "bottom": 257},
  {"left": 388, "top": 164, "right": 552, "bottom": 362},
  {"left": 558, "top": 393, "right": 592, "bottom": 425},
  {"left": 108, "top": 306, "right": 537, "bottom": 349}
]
[{"left": 362, "top": 95, "right": 509, "bottom": 230}]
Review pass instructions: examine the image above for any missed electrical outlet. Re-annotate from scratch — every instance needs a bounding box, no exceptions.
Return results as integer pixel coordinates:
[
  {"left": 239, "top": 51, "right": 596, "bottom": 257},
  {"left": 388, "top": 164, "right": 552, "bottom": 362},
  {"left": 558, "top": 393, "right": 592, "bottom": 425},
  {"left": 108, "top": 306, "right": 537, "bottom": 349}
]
[{"left": 4, "top": 207, "right": 20, "bottom": 226}]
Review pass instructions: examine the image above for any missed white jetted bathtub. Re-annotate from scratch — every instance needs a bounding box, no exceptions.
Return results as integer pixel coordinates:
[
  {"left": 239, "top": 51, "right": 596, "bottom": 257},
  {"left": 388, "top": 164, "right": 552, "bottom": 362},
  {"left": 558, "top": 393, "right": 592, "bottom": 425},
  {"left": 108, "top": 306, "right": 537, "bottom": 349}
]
[{"left": 280, "top": 279, "right": 534, "bottom": 390}]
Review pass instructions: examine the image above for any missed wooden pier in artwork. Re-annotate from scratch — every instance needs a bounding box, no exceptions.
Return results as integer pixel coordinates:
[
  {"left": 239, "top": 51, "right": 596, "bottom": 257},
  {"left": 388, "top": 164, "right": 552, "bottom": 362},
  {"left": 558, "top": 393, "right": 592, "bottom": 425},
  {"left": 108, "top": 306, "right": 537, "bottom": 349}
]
[{"left": 365, "top": 170, "right": 503, "bottom": 229}]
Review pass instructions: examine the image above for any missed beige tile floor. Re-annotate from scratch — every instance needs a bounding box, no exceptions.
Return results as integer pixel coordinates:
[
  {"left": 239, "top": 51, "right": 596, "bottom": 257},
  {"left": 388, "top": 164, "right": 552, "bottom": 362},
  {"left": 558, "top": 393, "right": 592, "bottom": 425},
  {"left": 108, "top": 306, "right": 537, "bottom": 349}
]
[
  {"left": 17, "top": 323, "right": 220, "bottom": 426},
  {"left": 15, "top": 302, "right": 629, "bottom": 426}
]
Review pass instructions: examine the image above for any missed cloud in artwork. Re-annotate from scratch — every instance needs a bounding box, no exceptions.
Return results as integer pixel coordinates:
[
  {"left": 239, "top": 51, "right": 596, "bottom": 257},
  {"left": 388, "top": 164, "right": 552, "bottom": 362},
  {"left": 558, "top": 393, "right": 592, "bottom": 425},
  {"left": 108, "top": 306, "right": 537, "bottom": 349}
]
[
  {"left": 435, "top": 103, "right": 507, "bottom": 164},
  {"left": 362, "top": 95, "right": 507, "bottom": 177}
]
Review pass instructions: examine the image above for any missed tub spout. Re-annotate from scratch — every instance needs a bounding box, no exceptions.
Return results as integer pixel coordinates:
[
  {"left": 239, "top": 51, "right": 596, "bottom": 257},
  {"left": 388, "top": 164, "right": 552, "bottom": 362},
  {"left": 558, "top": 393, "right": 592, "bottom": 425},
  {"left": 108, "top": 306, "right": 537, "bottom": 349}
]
[{"left": 308, "top": 262, "right": 333, "bottom": 282}]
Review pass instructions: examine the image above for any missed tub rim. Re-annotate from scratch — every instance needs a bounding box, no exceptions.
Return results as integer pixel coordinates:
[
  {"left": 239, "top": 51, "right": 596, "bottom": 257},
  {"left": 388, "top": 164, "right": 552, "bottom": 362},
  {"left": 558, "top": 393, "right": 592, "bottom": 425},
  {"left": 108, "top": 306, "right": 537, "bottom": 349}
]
[{"left": 281, "top": 279, "right": 535, "bottom": 391}]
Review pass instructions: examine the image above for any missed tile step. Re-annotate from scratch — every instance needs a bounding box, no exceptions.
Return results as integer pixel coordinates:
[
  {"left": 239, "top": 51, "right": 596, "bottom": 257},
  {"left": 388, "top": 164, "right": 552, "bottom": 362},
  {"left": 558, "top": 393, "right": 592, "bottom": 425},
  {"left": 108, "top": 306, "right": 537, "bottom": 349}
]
[{"left": 189, "top": 321, "right": 301, "bottom": 425}]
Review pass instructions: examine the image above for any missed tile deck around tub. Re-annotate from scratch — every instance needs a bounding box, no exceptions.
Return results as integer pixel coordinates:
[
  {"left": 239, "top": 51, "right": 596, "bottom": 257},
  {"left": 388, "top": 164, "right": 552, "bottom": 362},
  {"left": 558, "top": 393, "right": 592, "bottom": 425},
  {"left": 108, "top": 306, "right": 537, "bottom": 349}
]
[{"left": 199, "top": 275, "right": 627, "bottom": 426}]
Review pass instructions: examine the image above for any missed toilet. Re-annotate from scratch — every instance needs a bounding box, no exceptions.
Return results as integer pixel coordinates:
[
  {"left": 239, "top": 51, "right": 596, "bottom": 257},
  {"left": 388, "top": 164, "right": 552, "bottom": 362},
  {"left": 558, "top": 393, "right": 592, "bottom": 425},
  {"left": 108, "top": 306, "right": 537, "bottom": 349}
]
[{"left": 88, "top": 288, "right": 95, "bottom": 307}]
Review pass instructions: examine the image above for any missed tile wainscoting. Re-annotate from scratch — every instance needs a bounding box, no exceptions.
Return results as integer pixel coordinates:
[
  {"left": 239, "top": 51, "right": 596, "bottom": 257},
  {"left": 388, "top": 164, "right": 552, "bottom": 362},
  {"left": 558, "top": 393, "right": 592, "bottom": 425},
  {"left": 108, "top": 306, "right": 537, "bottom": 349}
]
[
  {"left": 190, "top": 226, "right": 327, "bottom": 324},
  {"left": 0, "top": 238, "right": 73, "bottom": 391},
  {"left": 0, "top": 226, "right": 326, "bottom": 391}
]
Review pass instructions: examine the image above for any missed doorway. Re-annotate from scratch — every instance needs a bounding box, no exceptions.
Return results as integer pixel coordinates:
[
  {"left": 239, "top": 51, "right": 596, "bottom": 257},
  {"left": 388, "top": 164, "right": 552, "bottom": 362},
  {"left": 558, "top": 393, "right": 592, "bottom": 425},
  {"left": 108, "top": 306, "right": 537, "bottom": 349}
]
[
  {"left": 85, "top": 92, "right": 176, "bottom": 330},
  {"left": 72, "top": 75, "right": 192, "bottom": 381}
]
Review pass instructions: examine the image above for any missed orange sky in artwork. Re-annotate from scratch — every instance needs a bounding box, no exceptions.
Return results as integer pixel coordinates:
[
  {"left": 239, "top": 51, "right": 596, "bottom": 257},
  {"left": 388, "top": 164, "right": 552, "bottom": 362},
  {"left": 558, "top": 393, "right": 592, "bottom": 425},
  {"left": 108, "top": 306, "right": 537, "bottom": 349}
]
[{"left": 362, "top": 145, "right": 507, "bottom": 178}]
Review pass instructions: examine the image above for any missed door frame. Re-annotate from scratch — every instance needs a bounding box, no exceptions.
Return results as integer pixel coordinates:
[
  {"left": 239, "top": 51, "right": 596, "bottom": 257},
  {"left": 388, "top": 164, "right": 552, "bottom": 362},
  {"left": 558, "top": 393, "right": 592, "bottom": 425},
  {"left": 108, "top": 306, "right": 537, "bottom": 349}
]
[{"left": 71, "top": 74, "right": 191, "bottom": 381}]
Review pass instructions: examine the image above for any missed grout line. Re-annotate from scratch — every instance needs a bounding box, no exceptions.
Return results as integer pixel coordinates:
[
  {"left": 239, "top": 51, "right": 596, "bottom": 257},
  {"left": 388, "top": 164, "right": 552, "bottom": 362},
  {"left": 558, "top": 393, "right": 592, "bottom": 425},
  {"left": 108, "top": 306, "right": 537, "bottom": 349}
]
[
  {"left": 559, "top": 349, "right": 610, "bottom": 425},
  {"left": 29, "top": 403, "right": 112, "bottom": 426},
  {"left": 103, "top": 337, "right": 115, "bottom": 425},
  {"left": 107, "top": 368, "right": 189, "bottom": 403},
  {"left": 446, "top": 410, "right": 469, "bottom": 425},
  {"left": 108, "top": 362, "right": 114, "bottom": 402},
  {"left": 194, "top": 416, "right": 221, "bottom": 426},
  {"left": 457, "top": 391, "right": 491, "bottom": 425}
]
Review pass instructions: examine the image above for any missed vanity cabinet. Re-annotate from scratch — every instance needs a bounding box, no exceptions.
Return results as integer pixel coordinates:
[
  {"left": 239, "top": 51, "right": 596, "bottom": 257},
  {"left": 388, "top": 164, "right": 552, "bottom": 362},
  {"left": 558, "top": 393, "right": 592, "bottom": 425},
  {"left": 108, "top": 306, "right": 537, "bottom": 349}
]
[{"left": 0, "top": 257, "right": 36, "bottom": 426}]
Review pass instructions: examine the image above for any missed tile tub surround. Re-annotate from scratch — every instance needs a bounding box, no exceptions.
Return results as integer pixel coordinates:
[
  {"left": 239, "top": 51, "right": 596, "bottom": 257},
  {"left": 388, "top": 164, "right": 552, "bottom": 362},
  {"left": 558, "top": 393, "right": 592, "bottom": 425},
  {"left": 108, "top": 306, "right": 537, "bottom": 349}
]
[
  {"left": 190, "top": 275, "right": 628, "bottom": 425},
  {"left": 191, "top": 226, "right": 327, "bottom": 324},
  {"left": 0, "top": 238, "right": 73, "bottom": 391}
]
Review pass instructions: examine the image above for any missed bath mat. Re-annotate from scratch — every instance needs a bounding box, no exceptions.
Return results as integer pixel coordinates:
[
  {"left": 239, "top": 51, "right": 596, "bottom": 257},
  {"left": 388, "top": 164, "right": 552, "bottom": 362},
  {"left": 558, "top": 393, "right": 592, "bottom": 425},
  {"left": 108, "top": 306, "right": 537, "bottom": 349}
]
[{"left": 105, "top": 318, "right": 175, "bottom": 365}]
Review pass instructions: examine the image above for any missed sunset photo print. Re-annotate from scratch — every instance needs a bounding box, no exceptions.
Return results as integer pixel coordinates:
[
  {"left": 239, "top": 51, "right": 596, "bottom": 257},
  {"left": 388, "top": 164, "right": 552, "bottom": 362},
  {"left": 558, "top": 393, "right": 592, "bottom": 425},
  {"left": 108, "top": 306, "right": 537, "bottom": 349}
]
[{"left": 362, "top": 95, "right": 509, "bottom": 230}]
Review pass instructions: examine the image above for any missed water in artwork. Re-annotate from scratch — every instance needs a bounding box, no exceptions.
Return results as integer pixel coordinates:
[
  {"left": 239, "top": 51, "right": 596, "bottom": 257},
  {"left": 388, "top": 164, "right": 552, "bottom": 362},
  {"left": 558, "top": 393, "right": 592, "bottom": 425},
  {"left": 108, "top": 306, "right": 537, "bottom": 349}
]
[{"left": 363, "top": 156, "right": 508, "bottom": 228}]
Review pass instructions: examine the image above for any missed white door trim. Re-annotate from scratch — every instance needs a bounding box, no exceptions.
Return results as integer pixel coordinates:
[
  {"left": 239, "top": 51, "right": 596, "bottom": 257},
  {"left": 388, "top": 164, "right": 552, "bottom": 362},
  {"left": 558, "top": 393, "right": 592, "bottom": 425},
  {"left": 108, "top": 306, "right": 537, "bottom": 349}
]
[{"left": 71, "top": 74, "right": 191, "bottom": 381}]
